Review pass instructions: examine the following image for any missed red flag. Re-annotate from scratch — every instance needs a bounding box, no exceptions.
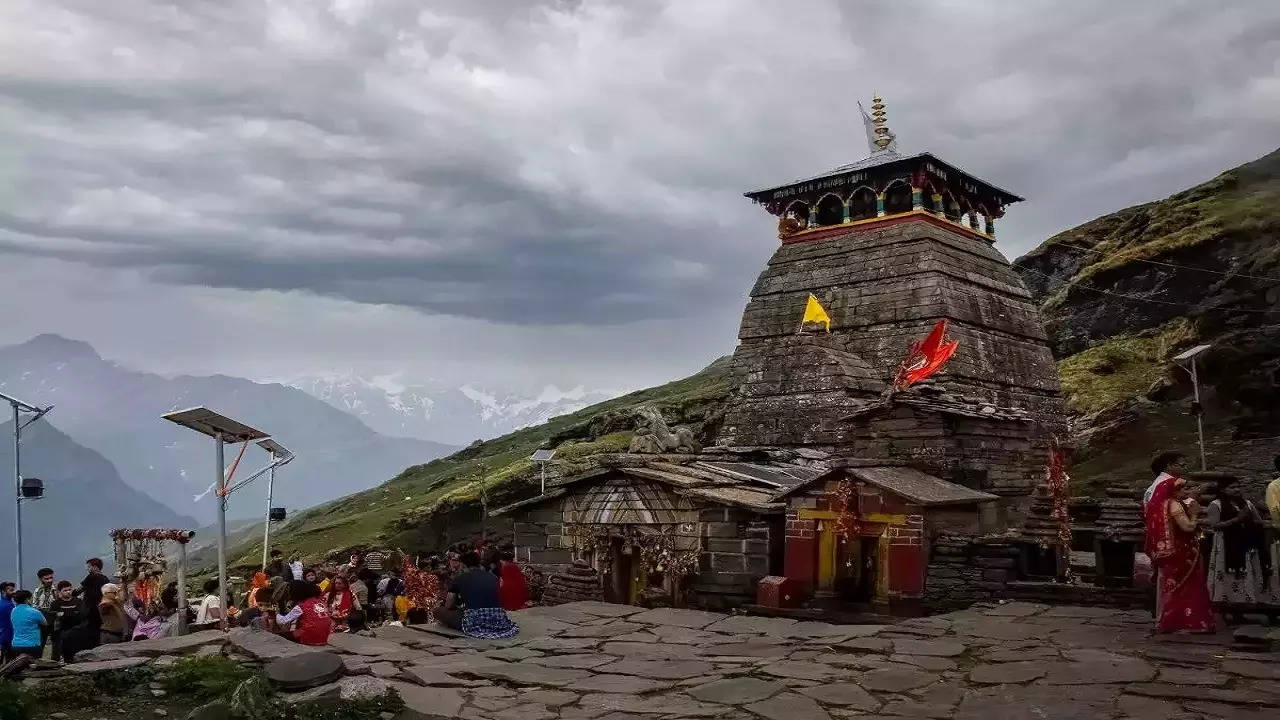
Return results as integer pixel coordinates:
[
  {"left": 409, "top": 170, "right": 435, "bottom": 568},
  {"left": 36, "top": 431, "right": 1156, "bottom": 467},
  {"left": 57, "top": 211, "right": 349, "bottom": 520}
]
[{"left": 894, "top": 319, "right": 959, "bottom": 388}]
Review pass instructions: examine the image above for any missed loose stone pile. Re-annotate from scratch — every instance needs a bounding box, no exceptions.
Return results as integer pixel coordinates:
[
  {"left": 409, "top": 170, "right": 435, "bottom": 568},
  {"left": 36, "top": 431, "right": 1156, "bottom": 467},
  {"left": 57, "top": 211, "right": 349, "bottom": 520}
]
[
  {"left": 541, "top": 561, "right": 604, "bottom": 605},
  {"left": 27, "top": 601, "right": 1280, "bottom": 720}
]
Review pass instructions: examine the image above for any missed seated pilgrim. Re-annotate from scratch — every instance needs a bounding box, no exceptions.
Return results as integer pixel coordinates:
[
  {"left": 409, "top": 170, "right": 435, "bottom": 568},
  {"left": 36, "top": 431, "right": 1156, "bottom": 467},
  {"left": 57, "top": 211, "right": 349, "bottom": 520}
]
[{"left": 436, "top": 551, "right": 519, "bottom": 639}]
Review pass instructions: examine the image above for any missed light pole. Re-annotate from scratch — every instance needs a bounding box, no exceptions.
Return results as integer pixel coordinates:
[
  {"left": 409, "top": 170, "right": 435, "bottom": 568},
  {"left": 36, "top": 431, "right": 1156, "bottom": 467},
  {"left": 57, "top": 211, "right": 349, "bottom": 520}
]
[
  {"left": 256, "top": 439, "right": 294, "bottom": 569},
  {"left": 2, "top": 392, "right": 52, "bottom": 589},
  {"left": 162, "top": 408, "right": 269, "bottom": 628},
  {"left": 530, "top": 448, "right": 556, "bottom": 494},
  {"left": 1172, "top": 344, "right": 1212, "bottom": 471}
]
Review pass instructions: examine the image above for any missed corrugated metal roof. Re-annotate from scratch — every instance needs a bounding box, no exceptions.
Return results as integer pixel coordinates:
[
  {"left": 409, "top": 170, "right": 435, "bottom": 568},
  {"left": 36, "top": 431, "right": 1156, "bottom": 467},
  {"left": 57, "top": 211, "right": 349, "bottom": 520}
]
[{"left": 849, "top": 466, "right": 998, "bottom": 506}]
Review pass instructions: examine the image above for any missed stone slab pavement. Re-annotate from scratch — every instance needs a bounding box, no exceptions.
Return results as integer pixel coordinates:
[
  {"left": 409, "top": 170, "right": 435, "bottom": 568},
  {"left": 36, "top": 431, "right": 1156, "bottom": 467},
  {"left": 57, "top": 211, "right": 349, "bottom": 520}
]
[
  {"left": 62, "top": 600, "right": 1280, "bottom": 720},
  {"left": 330, "top": 601, "right": 1276, "bottom": 720}
]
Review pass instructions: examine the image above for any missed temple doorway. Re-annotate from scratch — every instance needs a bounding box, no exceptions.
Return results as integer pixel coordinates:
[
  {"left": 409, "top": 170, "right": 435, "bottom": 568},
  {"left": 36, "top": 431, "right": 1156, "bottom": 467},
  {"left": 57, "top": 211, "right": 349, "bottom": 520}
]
[
  {"left": 604, "top": 537, "right": 635, "bottom": 604},
  {"left": 834, "top": 535, "right": 880, "bottom": 603}
]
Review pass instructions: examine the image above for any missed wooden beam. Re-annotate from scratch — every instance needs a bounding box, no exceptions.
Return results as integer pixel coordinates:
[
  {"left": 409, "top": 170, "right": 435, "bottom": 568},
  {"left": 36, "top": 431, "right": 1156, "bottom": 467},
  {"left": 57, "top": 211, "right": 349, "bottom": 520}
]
[{"left": 798, "top": 509, "right": 908, "bottom": 525}]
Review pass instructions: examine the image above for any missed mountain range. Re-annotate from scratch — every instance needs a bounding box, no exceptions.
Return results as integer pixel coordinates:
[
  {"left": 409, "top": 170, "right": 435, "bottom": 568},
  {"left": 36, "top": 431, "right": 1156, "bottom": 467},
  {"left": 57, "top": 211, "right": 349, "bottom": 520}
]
[
  {"left": 0, "top": 334, "right": 457, "bottom": 523},
  {"left": 0, "top": 419, "right": 194, "bottom": 582},
  {"left": 286, "top": 373, "right": 621, "bottom": 445}
]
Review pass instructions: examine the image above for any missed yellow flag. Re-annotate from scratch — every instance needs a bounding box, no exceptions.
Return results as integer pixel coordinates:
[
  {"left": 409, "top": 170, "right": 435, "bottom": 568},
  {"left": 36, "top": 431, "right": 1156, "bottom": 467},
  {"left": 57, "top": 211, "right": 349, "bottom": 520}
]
[{"left": 801, "top": 293, "right": 831, "bottom": 332}]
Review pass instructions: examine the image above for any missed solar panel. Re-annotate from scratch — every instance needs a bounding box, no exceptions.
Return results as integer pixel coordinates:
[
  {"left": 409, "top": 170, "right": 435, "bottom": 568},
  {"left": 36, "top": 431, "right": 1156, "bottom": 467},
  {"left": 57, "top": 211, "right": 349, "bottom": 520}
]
[
  {"left": 162, "top": 407, "right": 268, "bottom": 442},
  {"left": 530, "top": 448, "right": 556, "bottom": 462},
  {"left": 257, "top": 438, "right": 290, "bottom": 456},
  {"left": 1172, "top": 344, "right": 1212, "bottom": 362}
]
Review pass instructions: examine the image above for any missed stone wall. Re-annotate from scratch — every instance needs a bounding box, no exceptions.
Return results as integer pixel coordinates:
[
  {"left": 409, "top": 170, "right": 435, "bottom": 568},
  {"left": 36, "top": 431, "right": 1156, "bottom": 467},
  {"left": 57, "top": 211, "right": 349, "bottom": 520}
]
[
  {"left": 505, "top": 490, "right": 774, "bottom": 610},
  {"left": 719, "top": 218, "right": 1067, "bottom": 519},
  {"left": 925, "top": 534, "right": 1148, "bottom": 610}
]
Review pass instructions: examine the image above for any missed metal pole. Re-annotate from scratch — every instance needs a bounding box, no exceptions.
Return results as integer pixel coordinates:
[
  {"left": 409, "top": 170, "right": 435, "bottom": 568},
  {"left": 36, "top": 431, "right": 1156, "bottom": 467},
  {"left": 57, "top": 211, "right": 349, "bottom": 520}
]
[
  {"left": 215, "top": 432, "right": 228, "bottom": 630},
  {"left": 1192, "top": 357, "right": 1206, "bottom": 471},
  {"left": 13, "top": 403, "right": 22, "bottom": 590},
  {"left": 176, "top": 540, "right": 188, "bottom": 635},
  {"left": 261, "top": 460, "right": 275, "bottom": 570},
  {"left": 540, "top": 461, "right": 546, "bottom": 494}
]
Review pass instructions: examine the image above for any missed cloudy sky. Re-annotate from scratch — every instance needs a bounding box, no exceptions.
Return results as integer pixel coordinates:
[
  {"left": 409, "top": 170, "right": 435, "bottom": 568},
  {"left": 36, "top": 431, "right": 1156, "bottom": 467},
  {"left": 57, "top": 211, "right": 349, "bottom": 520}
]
[{"left": 0, "top": 0, "right": 1276, "bottom": 393}]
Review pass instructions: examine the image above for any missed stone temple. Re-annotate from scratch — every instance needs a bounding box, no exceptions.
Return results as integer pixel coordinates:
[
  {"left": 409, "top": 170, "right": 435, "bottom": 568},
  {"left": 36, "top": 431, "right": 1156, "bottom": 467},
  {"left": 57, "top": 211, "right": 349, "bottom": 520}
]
[
  {"left": 501, "top": 98, "right": 1071, "bottom": 612},
  {"left": 721, "top": 96, "right": 1066, "bottom": 524}
]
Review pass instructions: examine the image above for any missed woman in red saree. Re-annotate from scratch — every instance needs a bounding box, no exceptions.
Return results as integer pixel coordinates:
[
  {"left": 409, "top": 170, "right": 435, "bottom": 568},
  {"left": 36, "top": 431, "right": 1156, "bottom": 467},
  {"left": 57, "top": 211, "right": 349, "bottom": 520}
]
[
  {"left": 1145, "top": 477, "right": 1215, "bottom": 633},
  {"left": 498, "top": 550, "right": 529, "bottom": 611},
  {"left": 325, "top": 576, "right": 360, "bottom": 633}
]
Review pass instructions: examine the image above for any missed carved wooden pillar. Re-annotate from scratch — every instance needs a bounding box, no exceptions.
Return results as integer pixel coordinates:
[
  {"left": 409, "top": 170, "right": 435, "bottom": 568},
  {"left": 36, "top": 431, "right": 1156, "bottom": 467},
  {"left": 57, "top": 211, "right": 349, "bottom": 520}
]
[
  {"left": 875, "top": 193, "right": 886, "bottom": 217},
  {"left": 842, "top": 198, "right": 851, "bottom": 223},
  {"left": 911, "top": 187, "right": 923, "bottom": 211},
  {"left": 984, "top": 215, "right": 995, "bottom": 237},
  {"left": 931, "top": 193, "right": 944, "bottom": 216},
  {"left": 807, "top": 205, "right": 817, "bottom": 228}
]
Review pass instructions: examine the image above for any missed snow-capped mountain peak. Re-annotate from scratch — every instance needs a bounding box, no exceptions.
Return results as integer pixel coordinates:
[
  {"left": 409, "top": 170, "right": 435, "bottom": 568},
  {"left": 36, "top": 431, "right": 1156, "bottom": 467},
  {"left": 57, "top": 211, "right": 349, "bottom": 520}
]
[{"left": 291, "top": 374, "right": 621, "bottom": 445}]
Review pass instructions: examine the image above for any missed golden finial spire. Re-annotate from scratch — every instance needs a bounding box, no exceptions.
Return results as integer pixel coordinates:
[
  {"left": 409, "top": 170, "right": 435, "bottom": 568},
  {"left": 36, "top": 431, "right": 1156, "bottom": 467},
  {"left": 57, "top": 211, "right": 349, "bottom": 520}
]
[{"left": 871, "top": 94, "right": 893, "bottom": 151}]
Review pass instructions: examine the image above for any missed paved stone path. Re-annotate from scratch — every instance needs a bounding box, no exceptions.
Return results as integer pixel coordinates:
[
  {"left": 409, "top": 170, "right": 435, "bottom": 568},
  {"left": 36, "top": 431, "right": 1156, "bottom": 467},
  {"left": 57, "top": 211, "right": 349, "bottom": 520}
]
[{"left": 336, "top": 601, "right": 1279, "bottom": 720}]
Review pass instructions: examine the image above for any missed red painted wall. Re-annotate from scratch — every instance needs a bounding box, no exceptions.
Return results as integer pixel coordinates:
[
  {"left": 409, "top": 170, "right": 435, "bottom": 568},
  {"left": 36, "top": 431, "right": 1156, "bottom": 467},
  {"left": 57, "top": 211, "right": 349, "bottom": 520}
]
[{"left": 783, "top": 509, "right": 816, "bottom": 591}]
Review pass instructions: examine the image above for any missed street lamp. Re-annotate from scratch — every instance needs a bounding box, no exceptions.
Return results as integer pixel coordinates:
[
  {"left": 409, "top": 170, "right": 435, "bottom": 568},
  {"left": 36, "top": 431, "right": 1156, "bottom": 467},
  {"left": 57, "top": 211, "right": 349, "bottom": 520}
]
[
  {"left": 1172, "top": 344, "right": 1212, "bottom": 471},
  {"left": 162, "top": 407, "right": 269, "bottom": 627},
  {"left": 256, "top": 438, "right": 294, "bottom": 570},
  {"left": 2, "top": 392, "right": 52, "bottom": 590},
  {"left": 530, "top": 448, "right": 556, "bottom": 494}
]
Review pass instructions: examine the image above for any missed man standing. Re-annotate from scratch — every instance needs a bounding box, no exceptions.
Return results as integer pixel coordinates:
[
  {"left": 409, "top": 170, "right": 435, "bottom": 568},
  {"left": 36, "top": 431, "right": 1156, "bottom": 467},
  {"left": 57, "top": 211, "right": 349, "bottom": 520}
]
[
  {"left": 0, "top": 581, "right": 15, "bottom": 661},
  {"left": 32, "top": 568, "right": 55, "bottom": 655},
  {"left": 49, "top": 581, "right": 84, "bottom": 663},
  {"left": 436, "top": 552, "right": 519, "bottom": 639},
  {"left": 7, "top": 591, "right": 46, "bottom": 660},
  {"left": 80, "top": 558, "right": 109, "bottom": 631}
]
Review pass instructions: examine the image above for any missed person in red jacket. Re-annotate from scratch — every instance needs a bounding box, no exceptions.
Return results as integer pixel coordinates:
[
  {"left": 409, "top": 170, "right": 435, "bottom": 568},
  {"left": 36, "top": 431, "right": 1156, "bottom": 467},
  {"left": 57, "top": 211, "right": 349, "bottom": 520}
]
[
  {"left": 275, "top": 581, "right": 331, "bottom": 646},
  {"left": 497, "top": 549, "right": 529, "bottom": 612}
]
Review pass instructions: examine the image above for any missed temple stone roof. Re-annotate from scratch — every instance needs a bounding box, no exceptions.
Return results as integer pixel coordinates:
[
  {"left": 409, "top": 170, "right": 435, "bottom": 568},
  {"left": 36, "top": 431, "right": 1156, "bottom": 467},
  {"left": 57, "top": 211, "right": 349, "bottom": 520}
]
[
  {"left": 775, "top": 466, "right": 998, "bottom": 507},
  {"left": 491, "top": 453, "right": 824, "bottom": 516}
]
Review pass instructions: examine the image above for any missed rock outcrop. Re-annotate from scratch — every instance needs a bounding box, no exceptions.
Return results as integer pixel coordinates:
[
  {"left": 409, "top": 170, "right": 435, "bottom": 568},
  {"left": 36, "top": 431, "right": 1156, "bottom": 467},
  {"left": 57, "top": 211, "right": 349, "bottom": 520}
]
[{"left": 1014, "top": 147, "right": 1280, "bottom": 497}]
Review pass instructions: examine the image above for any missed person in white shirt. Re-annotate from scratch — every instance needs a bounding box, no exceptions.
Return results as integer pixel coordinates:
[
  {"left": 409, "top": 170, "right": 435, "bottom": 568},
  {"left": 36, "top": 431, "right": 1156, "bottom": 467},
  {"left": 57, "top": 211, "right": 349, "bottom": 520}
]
[{"left": 194, "top": 579, "right": 223, "bottom": 626}]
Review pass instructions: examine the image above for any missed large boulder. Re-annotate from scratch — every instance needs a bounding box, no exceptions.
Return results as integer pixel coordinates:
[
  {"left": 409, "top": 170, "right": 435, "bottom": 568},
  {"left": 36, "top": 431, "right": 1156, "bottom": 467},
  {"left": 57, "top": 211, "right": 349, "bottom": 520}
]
[{"left": 265, "top": 651, "right": 345, "bottom": 691}]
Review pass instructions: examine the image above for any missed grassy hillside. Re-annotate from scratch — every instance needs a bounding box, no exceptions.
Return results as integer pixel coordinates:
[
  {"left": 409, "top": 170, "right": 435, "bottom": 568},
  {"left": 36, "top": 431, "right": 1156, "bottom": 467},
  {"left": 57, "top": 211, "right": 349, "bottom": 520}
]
[
  {"left": 1015, "top": 147, "right": 1280, "bottom": 498},
  {"left": 209, "top": 357, "right": 732, "bottom": 573}
]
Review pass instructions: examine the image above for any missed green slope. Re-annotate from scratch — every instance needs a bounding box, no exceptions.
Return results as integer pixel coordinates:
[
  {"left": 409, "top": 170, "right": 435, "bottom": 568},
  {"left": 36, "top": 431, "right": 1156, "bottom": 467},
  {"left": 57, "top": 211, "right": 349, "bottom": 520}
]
[
  {"left": 1015, "top": 147, "right": 1280, "bottom": 497},
  {"left": 210, "top": 357, "right": 732, "bottom": 573}
]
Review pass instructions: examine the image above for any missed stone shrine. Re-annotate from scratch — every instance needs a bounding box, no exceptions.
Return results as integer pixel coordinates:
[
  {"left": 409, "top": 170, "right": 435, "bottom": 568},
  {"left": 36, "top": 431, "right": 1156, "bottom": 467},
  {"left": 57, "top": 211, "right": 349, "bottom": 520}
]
[{"left": 722, "top": 96, "right": 1066, "bottom": 525}]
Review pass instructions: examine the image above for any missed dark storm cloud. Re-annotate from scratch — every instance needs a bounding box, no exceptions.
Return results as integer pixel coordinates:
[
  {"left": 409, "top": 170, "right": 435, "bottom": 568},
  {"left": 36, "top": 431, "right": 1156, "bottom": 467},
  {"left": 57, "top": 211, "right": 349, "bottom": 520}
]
[{"left": 0, "top": 0, "right": 1277, "bottom": 327}]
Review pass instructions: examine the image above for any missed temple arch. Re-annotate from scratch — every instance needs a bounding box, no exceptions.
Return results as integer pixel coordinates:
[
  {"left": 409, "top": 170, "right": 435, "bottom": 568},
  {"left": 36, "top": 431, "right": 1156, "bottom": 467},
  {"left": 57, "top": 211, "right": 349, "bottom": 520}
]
[
  {"left": 920, "top": 181, "right": 940, "bottom": 214},
  {"left": 815, "top": 193, "right": 844, "bottom": 226},
  {"left": 847, "top": 186, "right": 877, "bottom": 221},
  {"left": 941, "top": 190, "right": 963, "bottom": 222},
  {"left": 883, "top": 179, "right": 912, "bottom": 215},
  {"left": 784, "top": 200, "right": 810, "bottom": 225}
]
